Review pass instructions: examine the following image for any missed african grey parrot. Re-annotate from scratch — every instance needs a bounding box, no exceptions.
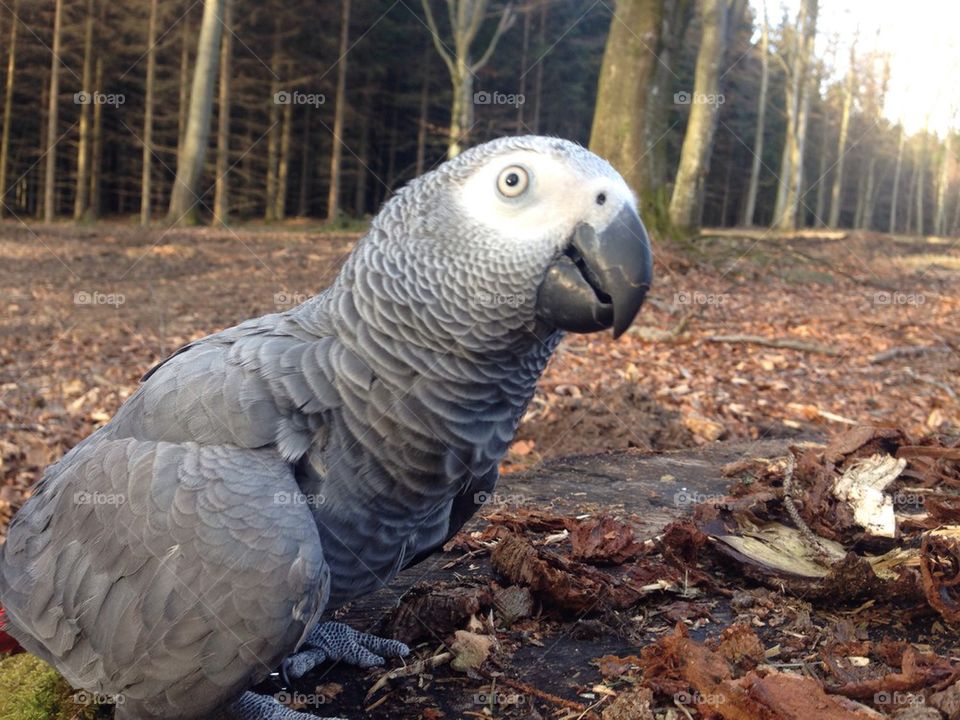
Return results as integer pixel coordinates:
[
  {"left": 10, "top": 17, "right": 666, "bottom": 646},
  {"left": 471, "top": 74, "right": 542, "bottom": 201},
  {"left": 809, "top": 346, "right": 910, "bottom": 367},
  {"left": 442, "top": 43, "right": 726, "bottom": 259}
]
[{"left": 0, "top": 135, "right": 652, "bottom": 719}]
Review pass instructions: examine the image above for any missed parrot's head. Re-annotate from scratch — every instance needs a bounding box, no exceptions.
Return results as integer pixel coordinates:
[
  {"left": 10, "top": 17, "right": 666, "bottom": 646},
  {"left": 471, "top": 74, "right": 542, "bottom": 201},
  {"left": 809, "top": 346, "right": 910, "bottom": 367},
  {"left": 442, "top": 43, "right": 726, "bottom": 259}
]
[{"left": 361, "top": 135, "right": 653, "bottom": 353}]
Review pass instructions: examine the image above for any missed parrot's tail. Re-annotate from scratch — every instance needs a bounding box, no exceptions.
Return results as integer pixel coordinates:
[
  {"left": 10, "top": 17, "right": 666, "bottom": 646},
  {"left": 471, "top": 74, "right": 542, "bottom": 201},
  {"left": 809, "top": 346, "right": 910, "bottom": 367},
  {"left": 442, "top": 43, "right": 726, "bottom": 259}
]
[{"left": 0, "top": 606, "right": 24, "bottom": 655}]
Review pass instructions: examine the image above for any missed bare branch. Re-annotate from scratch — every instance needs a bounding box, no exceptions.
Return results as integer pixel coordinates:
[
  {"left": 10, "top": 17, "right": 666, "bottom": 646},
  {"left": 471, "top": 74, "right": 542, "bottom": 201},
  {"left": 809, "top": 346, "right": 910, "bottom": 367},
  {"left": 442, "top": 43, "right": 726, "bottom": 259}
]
[
  {"left": 421, "top": 0, "right": 456, "bottom": 78},
  {"left": 470, "top": 2, "right": 515, "bottom": 73}
]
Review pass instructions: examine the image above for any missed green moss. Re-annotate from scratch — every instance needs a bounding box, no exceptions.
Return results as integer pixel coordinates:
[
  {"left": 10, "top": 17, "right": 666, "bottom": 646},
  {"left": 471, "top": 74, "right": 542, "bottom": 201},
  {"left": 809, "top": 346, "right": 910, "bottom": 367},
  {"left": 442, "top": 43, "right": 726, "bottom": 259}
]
[{"left": 0, "top": 654, "right": 104, "bottom": 720}]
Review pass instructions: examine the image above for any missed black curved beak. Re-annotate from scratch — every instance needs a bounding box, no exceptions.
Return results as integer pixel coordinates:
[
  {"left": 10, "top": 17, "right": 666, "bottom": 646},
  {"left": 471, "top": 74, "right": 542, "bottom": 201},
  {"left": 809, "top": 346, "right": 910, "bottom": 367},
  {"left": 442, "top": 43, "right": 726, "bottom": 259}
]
[{"left": 535, "top": 205, "right": 653, "bottom": 338}]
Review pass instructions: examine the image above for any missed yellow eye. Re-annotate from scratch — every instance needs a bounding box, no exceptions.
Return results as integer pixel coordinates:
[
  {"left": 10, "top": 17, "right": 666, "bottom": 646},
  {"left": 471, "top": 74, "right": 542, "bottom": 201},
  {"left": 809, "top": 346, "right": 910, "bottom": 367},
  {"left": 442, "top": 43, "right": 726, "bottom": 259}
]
[{"left": 496, "top": 165, "right": 529, "bottom": 198}]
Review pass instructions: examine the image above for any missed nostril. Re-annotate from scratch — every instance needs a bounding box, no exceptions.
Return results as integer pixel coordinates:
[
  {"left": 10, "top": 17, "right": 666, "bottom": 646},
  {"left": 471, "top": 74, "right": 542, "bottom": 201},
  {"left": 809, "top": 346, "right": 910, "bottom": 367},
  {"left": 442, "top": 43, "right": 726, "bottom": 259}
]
[{"left": 596, "top": 192, "right": 607, "bottom": 206}]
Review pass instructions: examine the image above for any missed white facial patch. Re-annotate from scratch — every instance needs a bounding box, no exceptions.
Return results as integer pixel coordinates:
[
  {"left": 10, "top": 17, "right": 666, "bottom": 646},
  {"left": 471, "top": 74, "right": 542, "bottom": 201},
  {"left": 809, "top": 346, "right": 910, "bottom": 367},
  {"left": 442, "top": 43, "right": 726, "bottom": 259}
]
[{"left": 457, "top": 149, "right": 635, "bottom": 245}]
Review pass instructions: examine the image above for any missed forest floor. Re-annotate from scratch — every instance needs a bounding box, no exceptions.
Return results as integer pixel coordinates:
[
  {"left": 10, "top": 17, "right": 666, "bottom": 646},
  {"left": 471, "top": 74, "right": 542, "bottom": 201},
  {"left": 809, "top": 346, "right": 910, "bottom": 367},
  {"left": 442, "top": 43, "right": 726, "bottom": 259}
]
[
  {"left": 0, "top": 221, "right": 957, "bottom": 528},
  {"left": 0, "top": 222, "right": 958, "bottom": 719}
]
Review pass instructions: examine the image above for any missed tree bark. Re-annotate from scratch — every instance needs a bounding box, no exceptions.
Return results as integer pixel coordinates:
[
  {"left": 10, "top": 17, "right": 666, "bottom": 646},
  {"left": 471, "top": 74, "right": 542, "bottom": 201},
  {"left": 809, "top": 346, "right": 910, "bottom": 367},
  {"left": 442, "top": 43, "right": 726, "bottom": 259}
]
[
  {"left": 530, "top": 1, "right": 546, "bottom": 133},
  {"left": 43, "top": 0, "right": 64, "bottom": 223},
  {"left": 213, "top": 0, "right": 232, "bottom": 225},
  {"left": 297, "top": 111, "right": 310, "bottom": 216},
  {"left": 74, "top": 0, "right": 95, "bottom": 220},
  {"left": 934, "top": 133, "right": 951, "bottom": 236},
  {"left": 421, "top": 0, "right": 515, "bottom": 158},
  {"left": 589, "top": 0, "right": 664, "bottom": 199},
  {"left": 89, "top": 24, "right": 104, "bottom": 218},
  {"left": 140, "top": 0, "right": 158, "bottom": 225},
  {"left": 827, "top": 39, "right": 857, "bottom": 228},
  {"left": 177, "top": 18, "right": 191, "bottom": 155},
  {"left": 742, "top": 0, "right": 768, "bottom": 226},
  {"left": 859, "top": 155, "right": 878, "bottom": 230},
  {"left": 275, "top": 90, "right": 291, "bottom": 221},
  {"left": 415, "top": 46, "right": 430, "bottom": 177},
  {"left": 354, "top": 109, "right": 368, "bottom": 216},
  {"left": 265, "top": 33, "right": 280, "bottom": 221},
  {"left": 0, "top": 0, "right": 18, "bottom": 217},
  {"left": 668, "top": 0, "right": 728, "bottom": 230},
  {"left": 773, "top": 0, "right": 817, "bottom": 231},
  {"left": 326, "top": 0, "right": 351, "bottom": 221},
  {"left": 889, "top": 124, "right": 904, "bottom": 233},
  {"left": 168, "top": 0, "right": 226, "bottom": 225},
  {"left": 915, "top": 123, "right": 928, "bottom": 235}
]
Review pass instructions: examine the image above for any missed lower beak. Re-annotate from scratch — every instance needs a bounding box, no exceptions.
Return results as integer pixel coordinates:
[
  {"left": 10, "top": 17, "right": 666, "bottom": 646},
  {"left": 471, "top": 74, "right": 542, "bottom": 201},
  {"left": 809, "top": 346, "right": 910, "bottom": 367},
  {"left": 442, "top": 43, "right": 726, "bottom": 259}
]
[{"left": 535, "top": 205, "right": 653, "bottom": 338}]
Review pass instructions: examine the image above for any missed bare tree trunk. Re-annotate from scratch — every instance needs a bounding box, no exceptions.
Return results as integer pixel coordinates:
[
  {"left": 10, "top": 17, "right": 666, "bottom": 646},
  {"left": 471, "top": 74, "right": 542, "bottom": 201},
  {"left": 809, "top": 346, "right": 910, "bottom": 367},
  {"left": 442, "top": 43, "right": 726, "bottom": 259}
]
[
  {"left": 326, "top": 0, "right": 351, "bottom": 221},
  {"left": 669, "top": 0, "right": 728, "bottom": 230},
  {"left": 915, "top": 122, "right": 928, "bottom": 235},
  {"left": 297, "top": 111, "right": 310, "bottom": 216},
  {"left": 43, "top": 0, "right": 63, "bottom": 223},
  {"left": 265, "top": 34, "right": 280, "bottom": 221},
  {"left": 813, "top": 126, "right": 829, "bottom": 224},
  {"left": 742, "top": 0, "right": 767, "bottom": 226},
  {"left": 859, "top": 155, "right": 878, "bottom": 230},
  {"left": 177, "top": 19, "right": 191, "bottom": 154},
  {"left": 950, "top": 180, "right": 960, "bottom": 237},
  {"left": 275, "top": 92, "right": 291, "bottom": 221},
  {"left": 415, "top": 47, "right": 430, "bottom": 177},
  {"left": 934, "top": 133, "right": 951, "bottom": 236},
  {"left": 354, "top": 111, "right": 368, "bottom": 216},
  {"left": 530, "top": 1, "right": 546, "bottom": 133},
  {"left": 827, "top": 39, "right": 857, "bottom": 227},
  {"left": 517, "top": 4, "right": 530, "bottom": 128},
  {"left": 74, "top": 0, "right": 94, "bottom": 220},
  {"left": 212, "top": 0, "right": 232, "bottom": 225},
  {"left": 89, "top": 28, "right": 104, "bottom": 218},
  {"left": 889, "top": 124, "right": 904, "bottom": 233},
  {"left": 140, "top": 0, "right": 158, "bottom": 225},
  {"left": 0, "top": 0, "right": 18, "bottom": 217},
  {"left": 773, "top": 0, "right": 818, "bottom": 230},
  {"left": 589, "top": 0, "right": 665, "bottom": 198},
  {"left": 421, "top": 0, "right": 515, "bottom": 158},
  {"left": 168, "top": 0, "right": 225, "bottom": 225}
]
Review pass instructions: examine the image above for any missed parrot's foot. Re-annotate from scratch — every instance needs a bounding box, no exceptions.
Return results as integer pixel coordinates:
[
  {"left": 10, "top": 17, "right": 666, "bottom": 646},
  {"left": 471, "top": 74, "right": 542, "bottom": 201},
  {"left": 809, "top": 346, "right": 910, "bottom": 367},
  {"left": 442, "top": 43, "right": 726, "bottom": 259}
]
[
  {"left": 282, "top": 621, "right": 409, "bottom": 681},
  {"left": 224, "top": 691, "right": 345, "bottom": 720}
]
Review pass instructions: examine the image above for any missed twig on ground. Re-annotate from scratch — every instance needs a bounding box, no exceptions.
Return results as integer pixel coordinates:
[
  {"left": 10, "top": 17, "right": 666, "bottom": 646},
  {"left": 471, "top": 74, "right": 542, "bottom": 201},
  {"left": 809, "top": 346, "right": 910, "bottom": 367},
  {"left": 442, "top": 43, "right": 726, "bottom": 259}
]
[
  {"left": 707, "top": 334, "right": 841, "bottom": 356},
  {"left": 903, "top": 368, "right": 959, "bottom": 400},
  {"left": 869, "top": 345, "right": 951, "bottom": 364},
  {"left": 364, "top": 651, "right": 452, "bottom": 702}
]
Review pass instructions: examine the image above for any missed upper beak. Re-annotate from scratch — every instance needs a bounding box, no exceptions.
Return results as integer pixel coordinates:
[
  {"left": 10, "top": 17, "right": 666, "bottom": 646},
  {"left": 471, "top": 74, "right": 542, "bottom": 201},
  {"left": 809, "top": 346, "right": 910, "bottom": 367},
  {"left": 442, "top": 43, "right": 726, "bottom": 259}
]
[{"left": 535, "top": 205, "right": 653, "bottom": 338}]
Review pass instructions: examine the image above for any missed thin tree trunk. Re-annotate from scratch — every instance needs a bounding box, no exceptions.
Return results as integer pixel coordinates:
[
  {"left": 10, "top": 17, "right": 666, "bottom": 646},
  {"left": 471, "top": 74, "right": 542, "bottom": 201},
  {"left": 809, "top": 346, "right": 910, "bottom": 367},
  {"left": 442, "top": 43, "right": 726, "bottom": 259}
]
[
  {"left": 354, "top": 111, "right": 368, "bottom": 216},
  {"left": 742, "top": 0, "right": 768, "bottom": 226},
  {"left": 518, "top": 5, "right": 530, "bottom": 128},
  {"left": 74, "top": 0, "right": 94, "bottom": 220},
  {"left": 297, "top": 111, "right": 310, "bottom": 216},
  {"left": 860, "top": 155, "right": 878, "bottom": 230},
  {"left": 531, "top": 1, "right": 546, "bottom": 133},
  {"left": 140, "top": 0, "right": 158, "bottom": 225},
  {"left": 43, "top": 0, "right": 64, "bottom": 223},
  {"left": 827, "top": 40, "right": 857, "bottom": 227},
  {"left": 326, "top": 0, "right": 350, "bottom": 221},
  {"left": 0, "top": 0, "right": 19, "bottom": 217},
  {"left": 889, "top": 124, "right": 904, "bottom": 233},
  {"left": 669, "top": 0, "right": 728, "bottom": 230},
  {"left": 934, "top": 133, "right": 951, "bottom": 236},
  {"left": 773, "top": 0, "right": 818, "bottom": 230},
  {"left": 415, "top": 49, "right": 430, "bottom": 177},
  {"left": 275, "top": 93, "right": 291, "bottom": 221},
  {"left": 168, "top": 0, "right": 226, "bottom": 225},
  {"left": 89, "top": 26, "right": 104, "bottom": 218},
  {"left": 212, "top": 0, "right": 232, "bottom": 225},
  {"left": 915, "top": 123, "right": 928, "bottom": 235},
  {"left": 853, "top": 162, "right": 866, "bottom": 228},
  {"left": 813, "top": 125, "right": 829, "bottom": 224},
  {"left": 950, "top": 180, "right": 960, "bottom": 237},
  {"left": 265, "top": 34, "right": 280, "bottom": 221},
  {"left": 177, "top": 19, "right": 191, "bottom": 154}
]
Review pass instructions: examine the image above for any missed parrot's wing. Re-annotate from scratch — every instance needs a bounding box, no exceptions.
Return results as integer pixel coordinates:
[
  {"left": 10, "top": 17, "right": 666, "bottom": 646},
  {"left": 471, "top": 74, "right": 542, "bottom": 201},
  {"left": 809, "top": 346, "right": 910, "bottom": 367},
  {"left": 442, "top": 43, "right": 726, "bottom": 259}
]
[{"left": 0, "top": 438, "right": 328, "bottom": 719}]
